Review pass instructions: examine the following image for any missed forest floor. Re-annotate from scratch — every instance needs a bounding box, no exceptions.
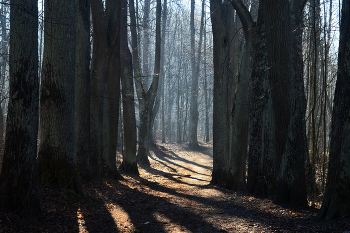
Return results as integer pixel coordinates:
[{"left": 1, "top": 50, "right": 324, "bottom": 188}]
[{"left": 1, "top": 142, "right": 350, "bottom": 232}]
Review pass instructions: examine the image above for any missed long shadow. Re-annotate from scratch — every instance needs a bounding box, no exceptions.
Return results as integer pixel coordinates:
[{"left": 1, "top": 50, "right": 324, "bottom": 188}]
[
  {"left": 156, "top": 145, "right": 213, "bottom": 170},
  {"left": 101, "top": 180, "right": 224, "bottom": 233},
  {"left": 151, "top": 145, "right": 211, "bottom": 176},
  {"left": 147, "top": 152, "right": 209, "bottom": 179},
  {"left": 79, "top": 200, "right": 120, "bottom": 233},
  {"left": 134, "top": 176, "right": 329, "bottom": 232},
  {"left": 141, "top": 162, "right": 212, "bottom": 188},
  {"left": 139, "top": 155, "right": 342, "bottom": 232}
]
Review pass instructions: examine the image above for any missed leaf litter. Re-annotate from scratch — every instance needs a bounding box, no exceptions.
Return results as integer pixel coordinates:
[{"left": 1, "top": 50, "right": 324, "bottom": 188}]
[{"left": 0, "top": 142, "right": 349, "bottom": 232}]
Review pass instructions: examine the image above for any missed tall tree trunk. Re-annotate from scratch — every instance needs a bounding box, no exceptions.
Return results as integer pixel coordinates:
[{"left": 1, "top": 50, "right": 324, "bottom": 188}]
[
  {"left": 0, "top": 0, "right": 40, "bottom": 218},
  {"left": 75, "top": 0, "right": 91, "bottom": 181},
  {"left": 38, "top": 0, "right": 81, "bottom": 193},
  {"left": 90, "top": 0, "right": 122, "bottom": 180},
  {"left": 150, "top": 0, "right": 167, "bottom": 146},
  {"left": 102, "top": 0, "right": 122, "bottom": 179},
  {"left": 142, "top": 0, "right": 151, "bottom": 89},
  {"left": 246, "top": 0, "right": 276, "bottom": 197},
  {"left": 120, "top": 0, "right": 138, "bottom": 175},
  {"left": 90, "top": 0, "right": 107, "bottom": 180},
  {"left": 264, "top": 0, "right": 308, "bottom": 207},
  {"left": 130, "top": 0, "right": 161, "bottom": 165},
  {"left": 203, "top": 17, "right": 210, "bottom": 143},
  {"left": 189, "top": 0, "right": 199, "bottom": 148},
  {"left": 227, "top": 0, "right": 255, "bottom": 190},
  {"left": 210, "top": 0, "right": 232, "bottom": 186},
  {"left": 319, "top": 0, "right": 350, "bottom": 220}
]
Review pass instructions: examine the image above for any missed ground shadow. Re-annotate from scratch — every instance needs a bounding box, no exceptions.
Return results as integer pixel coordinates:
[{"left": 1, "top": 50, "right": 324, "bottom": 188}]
[{"left": 100, "top": 179, "right": 225, "bottom": 233}]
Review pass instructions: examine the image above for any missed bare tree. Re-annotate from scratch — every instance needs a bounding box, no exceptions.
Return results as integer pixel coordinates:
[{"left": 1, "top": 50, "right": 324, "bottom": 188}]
[{"left": 0, "top": 0, "right": 40, "bottom": 218}]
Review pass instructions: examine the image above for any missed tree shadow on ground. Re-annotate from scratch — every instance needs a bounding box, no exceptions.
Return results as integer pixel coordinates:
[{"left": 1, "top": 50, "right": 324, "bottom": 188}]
[
  {"left": 136, "top": 143, "right": 349, "bottom": 232},
  {"left": 79, "top": 196, "right": 120, "bottom": 233},
  {"left": 153, "top": 145, "right": 212, "bottom": 173},
  {"left": 99, "top": 180, "right": 224, "bottom": 232}
]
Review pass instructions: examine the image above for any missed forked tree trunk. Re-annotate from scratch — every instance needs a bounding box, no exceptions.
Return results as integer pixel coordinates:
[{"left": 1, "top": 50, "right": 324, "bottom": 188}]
[{"left": 130, "top": 0, "right": 161, "bottom": 165}]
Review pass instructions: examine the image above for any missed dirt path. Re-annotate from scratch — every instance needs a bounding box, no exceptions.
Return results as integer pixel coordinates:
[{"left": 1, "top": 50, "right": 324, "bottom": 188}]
[
  {"left": 100, "top": 143, "right": 349, "bottom": 232},
  {"left": 1, "top": 142, "right": 349, "bottom": 232}
]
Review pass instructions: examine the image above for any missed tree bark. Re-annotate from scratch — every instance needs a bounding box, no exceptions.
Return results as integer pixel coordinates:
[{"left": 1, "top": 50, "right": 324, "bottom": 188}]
[
  {"left": 0, "top": 0, "right": 40, "bottom": 218},
  {"left": 130, "top": 0, "right": 161, "bottom": 165},
  {"left": 75, "top": 0, "right": 91, "bottom": 181},
  {"left": 103, "top": 0, "right": 122, "bottom": 179},
  {"left": 150, "top": 0, "right": 167, "bottom": 146},
  {"left": 90, "top": 0, "right": 122, "bottom": 180},
  {"left": 227, "top": 0, "right": 255, "bottom": 190},
  {"left": 319, "top": 0, "right": 350, "bottom": 220},
  {"left": 189, "top": 0, "right": 199, "bottom": 148},
  {"left": 38, "top": 0, "right": 81, "bottom": 194},
  {"left": 142, "top": 0, "right": 151, "bottom": 89},
  {"left": 264, "top": 0, "right": 308, "bottom": 207},
  {"left": 246, "top": 0, "right": 277, "bottom": 197},
  {"left": 90, "top": 0, "right": 107, "bottom": 180},
  {"left": 120, "top": 0, "right": 138, "bottom": 175},
  {"left": 210, "top": 0, "right": 232, "bottom": 186}
]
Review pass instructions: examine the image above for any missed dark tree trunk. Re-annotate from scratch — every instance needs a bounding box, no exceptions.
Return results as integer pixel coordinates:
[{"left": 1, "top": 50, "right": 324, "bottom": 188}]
[
  {"left": 319, "top": 0, "right": 350, "bottom": 220},
  {"left": 103, "top": 0, "right": 122, "bottom": 180},
  {"left": 264, "top": 0, "right": 307, "bottom": 207},
  {"left": 246, "top": 0, "right": 263, "bottom": 194},
  {"left": 142, "top": 0, "right": 151, "bottom": 89},
  {"left": 189, "top": 0, "right": 199, "bottom": 149},
  {"left": 38, "top": 0, "right": 81, "bottom": 194},
  {"left": 227, "top": 0, "right": 255, "bottom": 191},
  {"left": 130, "top": 0, "right": 161, "bottom": 165},
  {"left": 150, "top": 0, "right": 167, "bottom": 146},
  {"left": 90, "top": 0, "right": 107, "bottom": 180},
  {"left": 75, "top": 0, "right": 91, "bottom": 181},
  {"left": 210, "top": 0, "right": 232, "bottom": 186},
  {"left": 90, "top": 0, "right": 122, "bottom": 180},
  {"left": 0, "top": 0, "right": 40, "bottom": 218},
  {"left": 120, "top": 0, "right": 138, "bottom": 175}
]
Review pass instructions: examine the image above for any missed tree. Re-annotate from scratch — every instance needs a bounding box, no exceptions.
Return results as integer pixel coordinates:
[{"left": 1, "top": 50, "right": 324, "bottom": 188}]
[
  {"left": 90, "top": 0, "right": 122, "bottom": 179},
  {"left": 210, "top": 0, "right": 232, "bottom": 185},
  {"left": 37, "top": 0, "right": 81, "bottom": 193},
  {"left": 0, "top": 0, "right": 40, "bottom": 217},
  {"left": 75, "top": 0, "right": 91, "bottom": 181},
  {"left": 264, "top": 0, "right": 308, "bottom": 207},
  {"left": 90, "top": 0, "right": 106, "bottom": 179},
  {"left": 103, "top": 0, "right": 122, "bottom": 179},
  {"left": 150, "top": 0, "right": 167, "bottom": 145},
  {"left": 189, "top": 0, "right": 206, "bottom": 149},
  {"left": 189, "top": 0, "right": 199, "bottom": 148},
  {"left": 120, "top": 0, "right": 138, "bottom": 175},
  {"left": 130, "top": 0, "right": 161, "bottom": 165},
  {"left": 227, "top": 0, "right": 255, "bottom": 190},
  {"left": 142, "top": 0, "right": 151, "bottom": 89},
  {"left": 246, "top": 0, "right": 276, "bottom": 197},
  {"left": 319, "top": 0, "right": 350, "bottom": 220}
]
